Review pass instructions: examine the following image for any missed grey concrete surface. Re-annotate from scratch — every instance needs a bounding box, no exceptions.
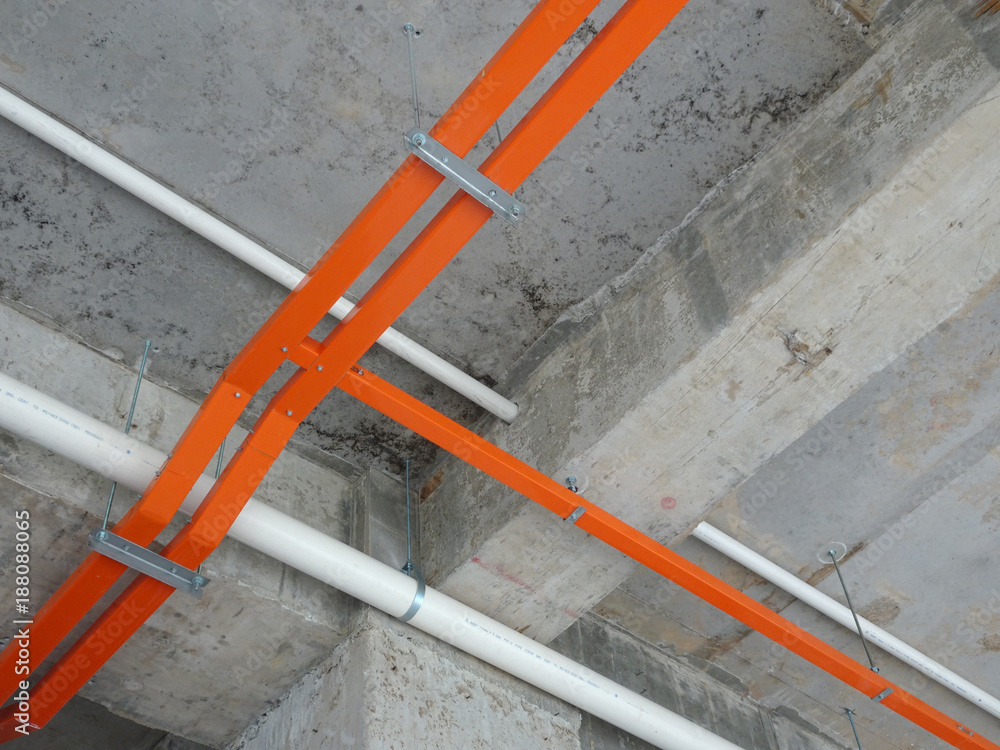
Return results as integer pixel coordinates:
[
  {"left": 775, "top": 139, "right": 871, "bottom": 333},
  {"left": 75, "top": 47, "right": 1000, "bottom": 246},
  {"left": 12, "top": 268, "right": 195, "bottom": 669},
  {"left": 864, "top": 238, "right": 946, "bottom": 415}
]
[
  {"left": 0, "top": 305, "right": 362, "bottom": 745},
  {"left": 8, "top": 694, "right": 211, "bottom": 750},
  {"left": 1, "top": 0, "right": 998, "bottom": 748},
  {"left": 422, "top": 0, "right": 1000, "bottom": 632},
  {"left": 227, "top": 608, "right": 583, "bottom": 750},
  {"left": 0, "top": 0, "right": 870, "bottom": 477},
  {"left": 229, "top": 607, "right": 850, "bottom": 750}
]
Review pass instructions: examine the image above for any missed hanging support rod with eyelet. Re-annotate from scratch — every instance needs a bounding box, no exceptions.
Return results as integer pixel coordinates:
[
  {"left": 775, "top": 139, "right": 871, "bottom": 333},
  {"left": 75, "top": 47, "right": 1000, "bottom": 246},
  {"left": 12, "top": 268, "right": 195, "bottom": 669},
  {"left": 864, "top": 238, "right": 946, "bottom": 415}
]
[
  {"left": 828, "top": 548, "right": 879, "bottom": 673},
  {"left": 400, "top": 22, "right": 526, "bottom": 225},
  {"left": 102, "top": 340, "right": 151, "bottom": 529}
]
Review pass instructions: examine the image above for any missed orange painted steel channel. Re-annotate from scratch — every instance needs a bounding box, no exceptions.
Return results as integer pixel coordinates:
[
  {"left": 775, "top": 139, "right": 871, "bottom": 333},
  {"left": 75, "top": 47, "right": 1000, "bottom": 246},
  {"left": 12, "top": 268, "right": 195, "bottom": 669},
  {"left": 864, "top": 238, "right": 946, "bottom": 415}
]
[
  {"left": 337, "top": 366, "right": 1000, "bottom": 749},
  {"left": 0, "top": 0, "right": 687, "bottom": 739},
  {"left": 2, "top": 1, "right": 994, "bottom": 748},
  {"left": 0, "top": 0, "right": 608, "bottom": 736}
]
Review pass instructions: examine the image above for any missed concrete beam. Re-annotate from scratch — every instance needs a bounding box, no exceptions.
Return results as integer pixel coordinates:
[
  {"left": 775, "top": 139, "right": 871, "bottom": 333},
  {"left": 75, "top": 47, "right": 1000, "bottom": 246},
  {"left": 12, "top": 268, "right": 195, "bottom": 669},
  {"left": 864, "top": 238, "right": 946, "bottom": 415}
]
[
  {"left": 421, "top": 0, "right": 1000, "bottom": 645},
  {"left": 0, "top": 302, "right": 361, "bottom": 746},
  {"left": 227, "top": 608, "right": 849, "bottom": 749}
]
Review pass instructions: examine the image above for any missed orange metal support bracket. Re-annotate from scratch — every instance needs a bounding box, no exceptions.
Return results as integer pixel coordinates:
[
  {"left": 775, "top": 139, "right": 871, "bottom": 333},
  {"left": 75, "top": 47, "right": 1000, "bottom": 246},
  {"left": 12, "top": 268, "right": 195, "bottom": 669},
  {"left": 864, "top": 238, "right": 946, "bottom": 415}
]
[
  {"left": 0, "top": 0, "right": 607, "bottom": 728},
  {"left": 337, "top": 366, "right": 1000, "bottom": 750},
  {"left": 0, "top": 0, "right": 677, "bottom": 736},
  {"left": 2, "top": 0, "right": 994, "bottom": 747}
]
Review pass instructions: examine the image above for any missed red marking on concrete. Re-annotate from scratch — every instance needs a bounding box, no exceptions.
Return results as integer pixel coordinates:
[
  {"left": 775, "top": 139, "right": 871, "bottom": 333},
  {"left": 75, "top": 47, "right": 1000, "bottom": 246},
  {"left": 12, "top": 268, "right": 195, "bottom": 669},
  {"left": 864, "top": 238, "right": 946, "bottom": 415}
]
[
  {"left": 660, "top": 496, "right": 677, "bottom": 510},
  {"left": 470, "top": 555, "right": 537, "bottom": 595}
]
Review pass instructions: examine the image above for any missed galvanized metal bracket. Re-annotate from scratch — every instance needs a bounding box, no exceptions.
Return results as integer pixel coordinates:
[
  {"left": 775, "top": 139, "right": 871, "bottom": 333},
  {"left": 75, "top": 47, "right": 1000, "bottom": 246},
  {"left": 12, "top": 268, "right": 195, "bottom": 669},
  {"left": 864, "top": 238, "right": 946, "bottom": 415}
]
[
  {"left": 88, "top": 529, "right": 209, "bottom": 599},
  {"left": 398, "top": 566, "right": 426, "bottom": 623},
  {"left": 872, "top": 687, "right": 894, "bottom": 703},
  {"left": 404, "top": 128, "right": 525, "bottom": 225},
  {"left": 565, "top": 506, "right": 586, "bottom": 524}
]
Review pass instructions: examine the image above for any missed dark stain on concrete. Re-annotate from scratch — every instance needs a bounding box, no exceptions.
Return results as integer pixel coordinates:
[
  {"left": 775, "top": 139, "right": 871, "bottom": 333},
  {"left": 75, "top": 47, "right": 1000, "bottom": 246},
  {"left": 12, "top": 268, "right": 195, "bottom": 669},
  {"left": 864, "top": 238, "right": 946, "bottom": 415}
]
[
  {"left": 852, "top": 66, "right": 894, "bottom": 109},
  {"left": 980, "top": 633, "right": 1000, "bottom": 652},
  {"left": 672, "top": 228, "right": 731, "bottom": 333}
]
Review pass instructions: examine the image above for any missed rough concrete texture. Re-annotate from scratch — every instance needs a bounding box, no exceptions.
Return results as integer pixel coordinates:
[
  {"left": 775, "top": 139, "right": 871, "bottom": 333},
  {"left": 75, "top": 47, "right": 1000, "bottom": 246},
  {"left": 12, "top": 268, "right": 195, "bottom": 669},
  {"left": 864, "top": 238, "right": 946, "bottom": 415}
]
[
  {"left": 354, "top": 465, "right": 420, "bottom": 575},
  {"left": 1, "top": 0, "right": 998, "bottom": 747},
  {"left": 423, "top": 0, "right": 1000, "bottom": 634},
  {"left": 0, "top": 303, "right": 363, "bottom": 746},
  {"left": 551, "top": 614, "right": 848, "bottom": 749},
  {"left": 417, "top": 2, "right": 1000, "bottom": 744},
  {"left": 7, "top": 694, "right": 211, "bottom": 750},
  {"left": 653, "top": 278, "right": 1000, "bottom": 746},
  {"left": 0, "top": 0, "right": 870, "bottom": 477},
  {"left": 229, "top": 606, "right": 849, "bottom": 750},
  {"left": 228, "top": 608, "right": 582, "bottom": 750}
]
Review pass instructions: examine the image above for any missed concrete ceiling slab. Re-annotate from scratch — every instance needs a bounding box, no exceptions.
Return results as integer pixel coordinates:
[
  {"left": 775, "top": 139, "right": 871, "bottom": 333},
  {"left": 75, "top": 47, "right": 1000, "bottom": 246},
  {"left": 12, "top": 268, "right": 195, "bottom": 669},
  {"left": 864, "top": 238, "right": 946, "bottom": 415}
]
[
  {"left": 5, "top": 0, "right": 1000, "bottom": 748},
  {"left": 0, "top": 0, "right": 869, "bottom": 477}
]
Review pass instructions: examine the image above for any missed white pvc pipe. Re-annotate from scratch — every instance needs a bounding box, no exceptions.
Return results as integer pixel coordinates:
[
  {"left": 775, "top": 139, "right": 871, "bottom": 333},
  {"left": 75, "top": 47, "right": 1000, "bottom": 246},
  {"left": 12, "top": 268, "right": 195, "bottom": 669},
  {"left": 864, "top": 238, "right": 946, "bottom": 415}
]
[
  {"left": 692, "top": 522, "right": 1000, "bottom": 721},
  {"left": 0, "top": 371, "right": 739, "bottom": 750},
  {"left": 0, "top": 85, "right": 518, "bottom": 424}
]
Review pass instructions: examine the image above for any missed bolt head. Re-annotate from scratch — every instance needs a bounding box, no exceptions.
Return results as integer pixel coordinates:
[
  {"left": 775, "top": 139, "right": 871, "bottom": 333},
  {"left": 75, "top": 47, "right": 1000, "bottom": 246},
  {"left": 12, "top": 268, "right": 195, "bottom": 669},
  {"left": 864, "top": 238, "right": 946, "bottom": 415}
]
[
  {"left": 235, "top": 392, "right": 242, "bottom": 398},
  {"left": 281, "top": 346, "right": 288, "bottom": 352},
  {"left": 317, "top": 365, "right": 324, "bottom": 371},
  {"left": 412, "top": 134, "right": 425, "bottom": 147},
  {"left": 489, "top": 189, "right": 497, "bottom": 197},
  {"left": 286, "top": 410, "right": 293, "bottom": 417},
  {"left": 510, "top": 206, "right": 520, "bottom": 217},
  {"left": 192, "top": 576, "right": 205, "bottom": 589}
]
